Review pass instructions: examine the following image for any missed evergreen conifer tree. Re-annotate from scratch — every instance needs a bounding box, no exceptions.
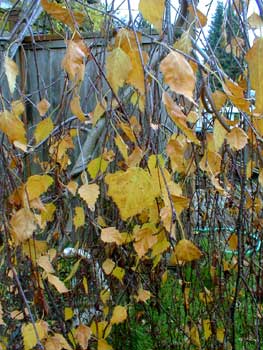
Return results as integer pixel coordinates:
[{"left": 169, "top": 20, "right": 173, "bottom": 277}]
[{"left": 207, "top": 1, "right": 241, "bottom": 83}]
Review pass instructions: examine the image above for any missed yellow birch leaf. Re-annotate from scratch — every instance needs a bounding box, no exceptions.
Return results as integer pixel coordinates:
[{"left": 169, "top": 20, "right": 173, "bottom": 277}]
[
  {"left": 139, "top": 0, "right": 164, "bottom": 32},
  {"left": 64, "top": 258, "right": 81, "bottom": 282},
  {"left": 184, "top": 287, "right": 190, "bottom": 310},
  {"left": 126, "top": 50, "right": 148, "bottom": 96},
  {"left": 171, "top": 195, "right": 190, "bottom": 216},
  {"left": 226, "top": 127, "right": 248, "bottom": 150},
  {"left": 62, "top": 40, "right": 87, "bottom": 82},
  {"left": 228, "top": 234, "right": 238, "bottom": 250},
  {"left": 11, "top": 310, "right": 24, "bottom": 320},
  {"left": 223, "top": 79, "right": 250, "bottom": 112},
  {"left": 248, "top": 12, "right": 263, "bottom": 29},
  {"left": 97, "top": 339, "right": 113, "bottom": 350},
  {"left": 10, "top": 208, "right": 37, "bottom": 244},
  {"left": 115, "top": 134, "right": 128, "bottom": 161},
  {"left": 87, "top": 157, "right": 109, "bottom": 179},
  {"left": 101, "top": 227, "right": 124, "bottom": 245},
  {"left": 160, "top": 52, "right": 196, "bottom": 102},
  {"left": 75, "top": 324, "right": 92, "bottom": 349},
  {"left": 245, "top": 38, "right": 263, "bottom": 113},
  {"left": 41, "top": 0, "right": 85, "bottom": 29},
  {"left": 91, "top": 98, "right": 107, "bottom": 125},
  {"left": 41, "top": 202, "right": 56, "bottom": 225},
  {"left": 119, "top": 122, "right": 136, "bottom": 142},
  {"left": 0, "top": 110, "right": 26, "bottom": 144},
  {"left": 105, "top": 167, "right": 159, "bottom": 220},
  {"left": 112, "top": 266, "right": 125, "bottom": 282},
  {"left": 246, "top": 159, "right": 254, "bottom": 179},
  {"left": 45, "top": 336, "right": 62, "bottom": 350},
  {"left": 174, "top": 31, "right": 192, "bottom": 55},
  {"left": 97, "top": 215, "right": 107, "bottom": 227},
  {"left": 199, "top": 289, "right": 213, "bottom": 303},
  {"left": 78, "top": 183, "right": 100, "bottom": 211},
  {"left": 160, "top": 205, "right": 173, "bottom": 232},
  {"left": 133, "top": 223, "right": 158, "bottom": 258},
  {"left": 67, "top": 180, "right": 78, "bottom": 195},
  {"left": 45, "top": 333, "right": 72, "bottom": 350},
  {"left": 171, "top": 239, "right": 202, "bottom": 264},
  {"left": 83, "top": 276, "right": 88, "bottom": 294},
  {"left": 136, "top": 288, "right": 151, "bottom": 303},
  {"left": 127, "top": 146, "right": 143, "bottom": 167},
  {"left": 114, "top": 29, "right": 147, "bottom": 95},
  {"left": 217, "top": 328, "right": 225, "bottom": 343},
  {"left": 213, "top": 119, "right": 227, "bottom": 151},
  {"left": 26, "top": 175, "right": 53, "bottom": 201},
  {"left": 37, "top": 99, "right": 50, "bottom": 116},
  {"left": 111, "top": 305, "right": 127, "bottom": 324},
  {"left": 64, "top": 307, "right": 74, "bottom": 321},
  {"left": 131, "top": 91, "right": 144, "bottom": 112},
  {"left": 70, "top": 95, "right": 86, "bottom": 122},
  {"left": 166, "top": 138, "right": 185, "bottom": 173},
  {"left": 5, "top": 56, "right": 18, "bottom": 94},
  {"left": 188, "top": 5, "right": 207, "bottom": 27},
  {"left": 0, "top": 303, "right": 5, "bottom": 325},
  {"left": 37, "top": 254, "right": 55, "bottom": 273},
  {"left": 258, "top": 169, "right": 263, "bottom": 187},
  {"left": 22, "top": 239, "right": 47, "bottom": 262},
  {"left": 91, "top": 320, "right": 112, "bottom": 339},
  {"left": 199, "top": 150, "right": 222, "bottom": 176},
  {"left": 47, "top": 273, "right": 69, "bottom": 293},
  {"left": 102, "top": 259, "right": 124, "bottom": 282},
  {"left": 48, "top": 248, "right": 56, "bottom": 262},
  {"left": 12, "top": 100, "right": 25, "bottom": 116},
  {"left": 22, "top": 320, "right": 49, "bottom": 350},
  {"left": 203, "top": 319, "right": 212, "bottom": 340},
  {"left": 74, "top": 207, "right": 85, "bottom": 230},
  {"left": 34, "top": 117, "right": 54, "bottom": 143},
  {"left": 115, "top": 28, "right": 139, "bottom": 52},
  {"left": 212, "top": 90, "right": 227, "bottom": 111},
  {"left": 100, "top": 289, "right": 110, "bottom": 304},
  {"left": 106, "top": 47, "right": 132, "bottom": 94},
  {"left": 190, "top": 325, "right": 201, "bottom": 348},
  {"left": 151, "top": 231, "right": 169, "bottom": 257},
  {"left": 162, "top": 93, "right": 200, "bottom": 145},
  {"left": 102, "top": 259, "right": 115, "bottom": 275}
]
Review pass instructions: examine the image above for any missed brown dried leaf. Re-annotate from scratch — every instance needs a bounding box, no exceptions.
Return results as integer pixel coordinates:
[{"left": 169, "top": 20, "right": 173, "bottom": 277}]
[
  {"left": 37, "top": 98, "right": 50, "bottom": 116},
  {"left": 245, "top": 38, "right": 263, "bottom": 113},
  {"left": 78, "top": 183, "right": 100, "bottom": 211},
  {"left": 160, "top": 51, "right": 196, "bottom": 102},
  {"left": 47, "top": 274, "right": 69, "bottom": 293},
  {"left": 10, "top": 208, "right": 37, "bottom": 244},
  {"left": 170, "top": 239, "right": 202, "bottom": 264},
  {"left": 188, "top": 5, "right": 207, "bottom": 27},
  {"left": 75, "top": 324, "right": 92, "bottom": 349},
  {"left": 41, "top": 0, "right": 85, "bottom": 30},
  {"left": 70, "top": 95, "right": 86, "bottom": 121},
  {"left": 62, "top": 40, "right": 87, "bottom": 82},
  {"left": 226, "top": 127, "right": 248, "bottom": 150},
  {"left": 0, "top": 110, "right": 26, "bottom": 144},
  {"left": 248, "top": 12, "right": 263, "bottom": 29},
  {"left": 163, "top": 92, "right": 200, "bottom": 145}
]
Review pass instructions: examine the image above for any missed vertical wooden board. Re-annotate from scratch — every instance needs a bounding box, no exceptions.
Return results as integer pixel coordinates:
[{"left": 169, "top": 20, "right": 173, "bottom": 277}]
[{"left": 49, "top": 48, "right": 66, "bottom": 110}]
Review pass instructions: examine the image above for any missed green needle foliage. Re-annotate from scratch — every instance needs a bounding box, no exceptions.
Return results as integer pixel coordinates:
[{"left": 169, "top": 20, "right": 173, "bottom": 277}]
[{"left": 207, "top": 1, "right": 242, "bottom": 85}]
